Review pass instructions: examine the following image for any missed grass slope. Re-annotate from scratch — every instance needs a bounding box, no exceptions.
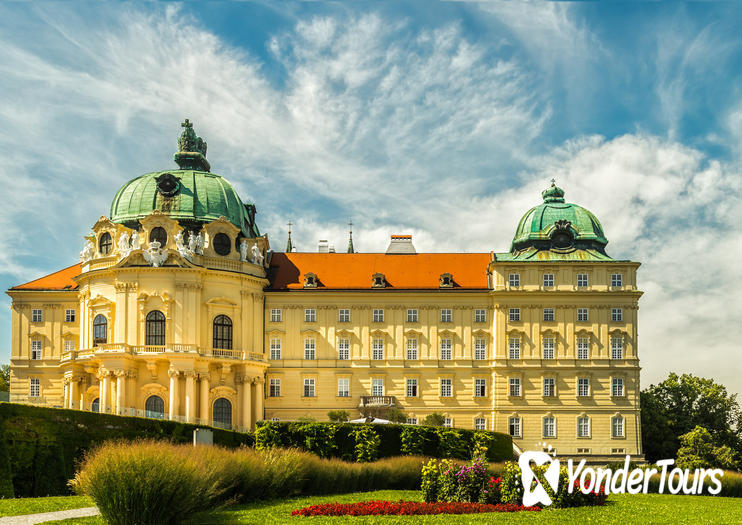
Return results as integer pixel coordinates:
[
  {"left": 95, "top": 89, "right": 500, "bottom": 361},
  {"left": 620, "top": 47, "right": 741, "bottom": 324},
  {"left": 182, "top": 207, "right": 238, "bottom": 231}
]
[{"left": 0, "top": 495, "right": 92, "bottom": 517}]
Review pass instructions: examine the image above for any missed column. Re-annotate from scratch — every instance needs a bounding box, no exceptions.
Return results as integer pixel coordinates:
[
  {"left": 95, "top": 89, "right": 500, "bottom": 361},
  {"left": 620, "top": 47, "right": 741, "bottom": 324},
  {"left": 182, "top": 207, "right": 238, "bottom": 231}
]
[
  {"left": 242, "top": 377, "right": 253, "bottom": 430},
  {"left": 115, "top": 370, "right": 126, "bottom": 415},
  {"left": 199, "top": 373, "right": 210, "bottom": 423},
  {"left": 254, "top": 377, "right": 264, "bottom": 424},
  {"left": 70, "top": 378, "right": 79, "bottom": 410},
  {"left": 63, "top": 379, "right": 70, "bottom": 409},
  {"left": 185, "top": 371, "right": 196, "bottom": 423},
  {"left": 99, "top": 370, "right": 110, "bottom": 414},
  {"left": 168, "top": 369, "right": 180, "bottom": 420}
]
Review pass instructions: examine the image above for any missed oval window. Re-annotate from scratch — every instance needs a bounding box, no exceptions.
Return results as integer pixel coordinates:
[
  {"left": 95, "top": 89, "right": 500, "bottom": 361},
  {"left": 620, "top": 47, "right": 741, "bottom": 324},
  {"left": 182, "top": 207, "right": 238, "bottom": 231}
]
[
  {"left": 213, "top": 233, "right": 231, "bottom": 256},
  {"left": 150, "top": 227, "right": 167, "bottom": 247}
]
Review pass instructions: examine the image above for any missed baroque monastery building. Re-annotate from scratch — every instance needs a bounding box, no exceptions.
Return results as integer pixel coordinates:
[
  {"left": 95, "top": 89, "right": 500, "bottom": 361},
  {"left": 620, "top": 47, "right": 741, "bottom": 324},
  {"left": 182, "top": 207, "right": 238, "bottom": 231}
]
[{"left": 7, "top": 121, "right": 643, "bottom": 459}]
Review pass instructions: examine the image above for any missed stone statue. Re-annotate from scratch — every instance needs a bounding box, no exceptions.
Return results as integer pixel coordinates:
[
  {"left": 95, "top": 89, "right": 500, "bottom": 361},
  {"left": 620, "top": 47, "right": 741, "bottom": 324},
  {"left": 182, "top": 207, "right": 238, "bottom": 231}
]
[
  {"left": 118, "top": 232, "right": 131, "bottom": 259},
  {"left": 80, "top": 240, "right": 95, "bottom": 263},
  {"left": 174, "top": 231, "right": 193, "bottom": 261},
  {"left": 250, "top": 243, "right": 264, "bottom": 266},
  {"left": 188, "top": 231, "right": 204, "bottom": 255},
  {"left": 240, "top": 239, "right": 249, "bottom": 262},
  {"left": 130, "top": 230, "right": 140, "bottom": 251},
  {"left": 142, "top": 241, "right": 169, "bottom": 268}
]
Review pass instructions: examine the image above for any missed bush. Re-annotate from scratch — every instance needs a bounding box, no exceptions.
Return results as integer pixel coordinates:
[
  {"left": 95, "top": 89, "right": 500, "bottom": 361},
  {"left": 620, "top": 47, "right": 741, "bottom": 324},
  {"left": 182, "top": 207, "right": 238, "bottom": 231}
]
[
  {"left": 353, "top": 426, "right": 381, "bottom": 462},
  {"left": 676, "top": 426, "right": 738, "bottom": 470},
  {"left": 423, "top": 413, "right": 446, "bottom": 427},
  {"left": 386, "top": 407, "right": 408, "bottom": 423},
  {"left": 327, "top": 410, "right": 349, "bottom": 422},
  {"left": 72, "top": 440, "right": 427, "bottom": 524},
  {"left": 422, "top": 456, "right": 490, "bottom": 504}
]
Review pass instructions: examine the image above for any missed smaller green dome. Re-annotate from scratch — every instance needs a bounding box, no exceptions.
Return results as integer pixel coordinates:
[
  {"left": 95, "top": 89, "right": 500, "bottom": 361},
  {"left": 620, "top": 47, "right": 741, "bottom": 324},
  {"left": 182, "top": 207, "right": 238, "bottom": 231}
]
[{"left": 510, "top": 182, "right": 608, "bottom": 253}]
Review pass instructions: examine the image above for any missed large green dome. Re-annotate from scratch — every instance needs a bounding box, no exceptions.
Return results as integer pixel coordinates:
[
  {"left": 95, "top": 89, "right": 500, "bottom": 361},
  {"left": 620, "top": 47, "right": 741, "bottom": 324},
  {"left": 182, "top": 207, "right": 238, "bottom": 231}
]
[
  {"left": 109, "top": 120, "right": 260, "bottom": 238},
  {"left": 510, "top": 182, "right": 608, "bottom": 253}
]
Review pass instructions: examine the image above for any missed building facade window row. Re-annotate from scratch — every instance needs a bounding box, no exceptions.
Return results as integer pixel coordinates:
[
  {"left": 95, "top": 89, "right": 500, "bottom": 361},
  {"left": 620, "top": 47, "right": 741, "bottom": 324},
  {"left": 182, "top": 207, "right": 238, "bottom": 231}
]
[
  {"left": 507, "top": 414, "right": 626, "bottom": 439},
  {"left": 267, "top": 307, "right": 489, "bottom": 324},
  {"left": 505, "top": 272, "right": 625, "bottom": 289}
]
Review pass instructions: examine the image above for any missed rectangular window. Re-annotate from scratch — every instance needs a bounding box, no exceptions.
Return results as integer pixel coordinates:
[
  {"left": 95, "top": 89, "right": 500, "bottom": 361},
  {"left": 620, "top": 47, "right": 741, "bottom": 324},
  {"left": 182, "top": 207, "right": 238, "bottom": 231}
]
[
  {"left": 444, "top": 417, "right": 453, "bottom": 428},
  {"left": 406, "top": 309, "right": 418, "bottom": 323},
  {"left": 509, "top": 377, "right": 521, "bottom": 397},
  {"left": 31, "top": 340, "right": 42, "bottom": 360},
  {"left": 577, "top": 308, "right": 589, "bottom": 322},
  {"left": 577, "top": 338, "right": 589, "bottom": 360},
  {"left": 337, "top": 338, "right": 350, "bottom": 360},
  {"left": 509, "top": 417, "right": 521, "bottom": 437},
  {"left": 304, "top": 339, "right": 316, "bottom": 360},
  {"left": 611, "top": 273, "right": 623, "bottom": 287},
  {"left": 474, "top": 378, "right": 486, "bottom": 397},
  {"left": 338, "top": 309, "right": 350, "bottom": 322},
  {"left": 611, "top": 337, "right": 624, "bottom": 359},
  {"left": 406, "top": 339, "right": 418, "bottom": 360},
  {"left": 372, "top": 378, "right": 384, "bottom": 396},
  {"left": 32, "top": 309, "right": 42, "bottom": 323},
  {"left": 406, "top": 378, "right": 418, "bottom": 397},
  {"left": 543, "top": 378, "right": 555, "bottom": 397},
  {"left": 64, "top": 340, "right": 75, "bottom": 353},
  {"left": 542, "top": 337, "right": 555, "bottom": 359},
  {"left": 29, "top": 378, "right": 40, "bottom": 397},
  {"left": 474, "top": 418, "right": 486, "bottom": 430},
  {"left": 543, "top": 273, "right": 554, "bottom": 287},
  {"left": 440, "top": 309, "right": 452, "bottom": 323},
  {"left": 509, "top": 308, "right": 520, "bottom": 322},
  {"left": 578, "top": 417, "right": 590, "bottom": 437},
  {"left": 474, "top": 309, "right": 486, "bottom": 323},
  {"left": 270, "top": 309, "right": 282, "bottom": 322},
  {"left": 303, "top": 378, "right": 315, "bottom": 397},
  {"left": 372, "top": 338, "right": 384, "bottom": 360},
  {"left": 612, "top": 378, "right": 625, "bottom": 397},
  {"left": 304, "top": 308, "right": 316, "bottom": 323},
  {"left": 338, "top": 378, "right": 350, "bottom": 397},
  {"left": 270, "top": 339, "right": 282, "bottom": 360},
  {"left": 271, "top": 417, "right": 281, "bottom": 422},
  {"left": 508, "top": 337, "right": 521, "bottom": 359},
  {"left": 440, "top": 339, "right": 452, "bottom": 360},
  {"left": 269, "top": 378, "right": 281, "bottom": 397},
  {"left": 578, "top": 378, "right": 590, "bottom": 397},
  {"left": 577, "top": 273, "right": 588, "bottom": 288},
  {"left": 543, "top": 308, "right": 555, "bottom": 322},
  {"left": 406, "top": 417, "right": 418, "bottom": 425},
  {"left": 440, "top": 378, "right": 453, "bottom": 397},
  {"left": 612, "top": 416, "right": 625, "bottom": 438},
  {"left": 474, "top": 338, "right": 487, "bottom": 360},
  {"left": 65, "top": 309, "right": 76, "bottom": 322},
  {"left": 543, "top": 417, "right": 555, "bottom": 438},
  {"left": 611, "top": 308, "right": 623, "bottom": 322},
  {"left": 508, "top": 273, "right": 520, "bottom": 287},
  {"left": 373, "top": 309, "right": 384, "bottom": 323}
]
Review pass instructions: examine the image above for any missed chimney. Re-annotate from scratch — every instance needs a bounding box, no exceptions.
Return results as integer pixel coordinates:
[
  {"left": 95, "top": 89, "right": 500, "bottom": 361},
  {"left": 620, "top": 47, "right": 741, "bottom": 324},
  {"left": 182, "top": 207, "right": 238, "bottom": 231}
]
[
  {"left": 329, "top": 244, "right": 336, "bottom": 253},
  {"left": 318, "top": 239, "right": 329, "bottom": 253},
  {"left": 386, "top": 234, "right": 416, "bottom": 254}
]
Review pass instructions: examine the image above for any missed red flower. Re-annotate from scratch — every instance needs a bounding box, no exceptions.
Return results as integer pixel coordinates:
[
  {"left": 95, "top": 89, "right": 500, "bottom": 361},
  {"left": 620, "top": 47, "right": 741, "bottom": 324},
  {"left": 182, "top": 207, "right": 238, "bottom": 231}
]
[{"left": 291, "top": 500, "right": 541, "bottom": 517}]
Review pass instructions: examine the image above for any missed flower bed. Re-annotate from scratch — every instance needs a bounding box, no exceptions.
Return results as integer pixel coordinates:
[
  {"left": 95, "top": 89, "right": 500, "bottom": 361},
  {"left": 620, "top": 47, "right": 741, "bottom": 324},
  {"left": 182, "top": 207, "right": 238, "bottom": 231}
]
[{"left": 291, "top": 500, "right": 541, "bottom": 516}]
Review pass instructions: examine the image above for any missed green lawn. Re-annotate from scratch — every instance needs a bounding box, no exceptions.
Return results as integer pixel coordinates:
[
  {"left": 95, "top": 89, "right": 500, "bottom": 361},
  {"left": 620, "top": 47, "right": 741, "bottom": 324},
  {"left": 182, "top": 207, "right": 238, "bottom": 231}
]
[{"left": 0, "top": 495, "right": 93, "bottom": 517}]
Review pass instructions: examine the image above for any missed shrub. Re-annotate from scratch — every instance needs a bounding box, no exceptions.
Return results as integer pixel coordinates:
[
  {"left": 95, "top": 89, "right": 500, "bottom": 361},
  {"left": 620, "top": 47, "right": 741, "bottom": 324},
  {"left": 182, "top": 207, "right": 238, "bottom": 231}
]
[
  {"left": 291, "top": 500, "right": 541, "bottom": 516},
  {"left": 293, "top": 422, "right": 337, "bottom": 458},
  {"left": 386, "top": 407, "right": 408, "bottom": 423},
  {"left": 479, "top": 476, "right": 502, "bottom": 504},
  {"left": 327, "top": 410, "right": 349, "bottom": 422},
  {"left": 423, "top": 413, "right": 446, "bottom": 427},
  {"left": 254, "top": 421, "right": 283, "bottom": 451},
  {"left": 353, "top": 425, "right": 380, "bottom": 462},
  {"left": 437, "top": 428, "right": 470, "bottom": 459},
  {"left": 676, "top": 426, "right": 738, "bottom": 470}
]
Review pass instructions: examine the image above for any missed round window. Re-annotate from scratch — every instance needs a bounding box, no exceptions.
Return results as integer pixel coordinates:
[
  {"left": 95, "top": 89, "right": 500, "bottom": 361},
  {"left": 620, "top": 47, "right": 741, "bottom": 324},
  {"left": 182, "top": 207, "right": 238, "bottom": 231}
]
[
  {"left": 156, "top": 173, "right": 179, "bottom": 197},
  {"left": 552, "top": 232, "right": 573, "bottom": 249},
  {"left": 213, "top": 233, "right": 231, "bottom": 256},
  {"left": 150, "top": 227, "right": 167, "bottom": 247}
]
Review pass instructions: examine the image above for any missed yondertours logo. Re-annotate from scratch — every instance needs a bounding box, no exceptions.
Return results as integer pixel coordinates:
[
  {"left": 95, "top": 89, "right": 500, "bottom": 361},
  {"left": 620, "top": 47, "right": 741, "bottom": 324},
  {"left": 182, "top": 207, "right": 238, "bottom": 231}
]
[{"left": 519, "top": 445, "right": 725, "bottom": 507}]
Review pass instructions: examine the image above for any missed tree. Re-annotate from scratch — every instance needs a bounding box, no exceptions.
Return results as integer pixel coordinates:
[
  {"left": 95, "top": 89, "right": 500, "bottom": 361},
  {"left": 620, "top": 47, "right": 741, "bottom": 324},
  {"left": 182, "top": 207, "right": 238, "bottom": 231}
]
[
  {"left": 676, "top": 426, "right": 738, "bottom": 471},
  {"left": 327, "top": 410, "right": 349, "bottom": 422},
  {"left": 641, "top": 373, "right": 742, "bottom": 462},
  {"left": 422, "top": 413, "right": 446, "bottom": 427},
  {"left": 385, "top": 407, "right": 407, "bottom": 424},
  {"left": 0, "top": 364, "right": 9, "bottom": 393}
]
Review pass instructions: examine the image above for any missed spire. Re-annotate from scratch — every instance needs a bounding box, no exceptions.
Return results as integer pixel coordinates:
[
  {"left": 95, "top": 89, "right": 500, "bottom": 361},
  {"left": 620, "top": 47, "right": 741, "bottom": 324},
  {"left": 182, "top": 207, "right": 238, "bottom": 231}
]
[
  {"left": 347, "top": 220, "right": 355, "bottom": 253},
  {"left": 174, "top": 119, "right": 211, "bottom": 171},
  {"left": 286, "top": 221, "right": 293, "bottom": 253}
]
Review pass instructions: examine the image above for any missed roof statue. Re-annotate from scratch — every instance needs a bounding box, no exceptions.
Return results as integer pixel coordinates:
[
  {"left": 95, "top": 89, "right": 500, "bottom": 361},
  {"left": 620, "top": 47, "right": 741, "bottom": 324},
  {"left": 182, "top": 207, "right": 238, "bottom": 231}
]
[{"left": 174, "top": 119, "right": 210, "bottom": 171}]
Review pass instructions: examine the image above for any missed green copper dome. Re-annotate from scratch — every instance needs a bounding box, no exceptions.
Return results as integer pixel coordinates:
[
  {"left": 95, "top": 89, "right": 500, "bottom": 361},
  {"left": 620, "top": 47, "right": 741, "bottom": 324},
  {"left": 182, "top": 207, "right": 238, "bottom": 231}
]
[
  {"left": 510, "top": 182, "right": 608, "bottom": 254},
  {"left": 109, "top": 120, "right": 260, "bottom": 238}
]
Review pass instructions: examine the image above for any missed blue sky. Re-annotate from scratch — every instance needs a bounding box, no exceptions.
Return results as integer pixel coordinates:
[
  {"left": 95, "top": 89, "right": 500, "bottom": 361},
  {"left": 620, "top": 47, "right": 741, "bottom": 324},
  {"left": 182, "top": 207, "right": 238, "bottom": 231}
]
[{"left": 1, "top": 1, "right": 741, "bottom": 395}]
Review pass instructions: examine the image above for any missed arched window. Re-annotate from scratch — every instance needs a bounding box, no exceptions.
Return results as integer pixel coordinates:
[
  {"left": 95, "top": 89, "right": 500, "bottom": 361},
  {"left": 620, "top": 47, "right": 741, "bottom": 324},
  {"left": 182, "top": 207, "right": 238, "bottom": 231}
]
[
  {"left": 213, "top": 315, "right": 233, "bottom": 350},
  {"left": 149, "top": 227, "right": 167, "bottom": 247},
  {"left": 91, "top": 398, "right": 100, "bottom": 413},
  {"left": 213, "top": 398, "right": 232, "bottom": 428},
  {"left": 145, "top": 395, "right": 165, "bottom": 419},
  {"left": 213, "top": 233, "right": 231, "bottom": 255},
  {"left": 93, "top": 314, "right": 107, "bottom": 346},
  {"left": 99, "top": 232, "right": 112, "bottom": 255},
  {"left": 145, "top": 310, "right": 166, "bottom": 346}
]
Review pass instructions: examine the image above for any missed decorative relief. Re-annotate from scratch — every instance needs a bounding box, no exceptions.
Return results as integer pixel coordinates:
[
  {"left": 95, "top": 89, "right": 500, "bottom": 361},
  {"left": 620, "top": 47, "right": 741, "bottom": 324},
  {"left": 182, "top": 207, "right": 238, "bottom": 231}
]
[
  {"left": 80, "top": 239, "right": 95, "bottom": 263},
  {"left": 142, "top": 241, "right": 169, "bottom": 268}
]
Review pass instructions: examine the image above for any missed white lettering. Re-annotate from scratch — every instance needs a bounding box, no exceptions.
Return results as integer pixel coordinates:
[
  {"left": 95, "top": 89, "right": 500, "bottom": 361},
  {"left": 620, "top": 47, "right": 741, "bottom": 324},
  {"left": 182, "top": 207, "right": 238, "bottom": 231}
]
[
  {"left": 707, "top": 469, "right": 724, "bottom": 495},
  {"left": 610, "top": 456, "right": 631, "bottom": 493},
  {"left": 643, "top": 467, "right": 658, "bottom": 494},
  {"left": 656, "top": 459, "right": 674, "bottom": 493},
  {"left": 596, "top": 468, "right": 613, "bottom": 495},
  {"left": 627, "top": 467, "right": 643, "bottom": 494},
  {"left": 667, "top": 468, "right": 684, "bottom": 494},
  {"left": 580, "top": 467, "right": 596, "bottom": 493},
  {"left": 567, "top": 459, "right": 586, "bottom": 493}
]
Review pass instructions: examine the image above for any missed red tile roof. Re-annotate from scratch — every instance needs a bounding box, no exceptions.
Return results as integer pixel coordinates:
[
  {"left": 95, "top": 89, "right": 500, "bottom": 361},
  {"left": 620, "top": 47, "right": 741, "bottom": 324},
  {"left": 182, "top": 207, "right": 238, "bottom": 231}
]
[
  {"left": 269, "top": 253, "right": 491, "bottom": 290},
  {"left": 10, "top": 263, "right": 81, "bottom": 291}
]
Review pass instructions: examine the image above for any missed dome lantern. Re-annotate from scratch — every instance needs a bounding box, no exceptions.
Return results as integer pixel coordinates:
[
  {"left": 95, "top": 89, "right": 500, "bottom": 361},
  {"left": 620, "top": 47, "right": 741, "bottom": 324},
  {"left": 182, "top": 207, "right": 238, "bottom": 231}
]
[{"left": 174, "top": 119, "right": 210, "bottom": 172}]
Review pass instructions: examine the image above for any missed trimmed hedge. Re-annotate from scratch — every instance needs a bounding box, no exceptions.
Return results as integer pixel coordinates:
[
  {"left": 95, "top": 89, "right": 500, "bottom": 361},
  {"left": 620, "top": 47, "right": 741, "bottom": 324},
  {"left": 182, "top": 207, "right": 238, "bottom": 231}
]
[
  {"left": 255, "top": 421, "right": 512, "bottom": 463},
  {"left": 0, "top": 402, "right": 254, "bottom": 498}
]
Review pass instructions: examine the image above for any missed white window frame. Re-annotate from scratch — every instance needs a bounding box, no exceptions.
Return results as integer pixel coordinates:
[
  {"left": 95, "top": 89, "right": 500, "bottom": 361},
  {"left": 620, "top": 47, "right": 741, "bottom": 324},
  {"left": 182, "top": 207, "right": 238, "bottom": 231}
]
[
  {"left": 509, "top": 308, "right": 520, "bottom": 322},
  {"left": 406, "top": 309, "right": 418, "bottom": 323},
  {"left": 440, "top": 378, "right": 453, "bottom": 397},
  {"left": 64, "top": 339, "right": 75, "bottom": 353},
  {"left": 542, "top": 337, "right": 555, "bottom": 360},
  {"left": 612, "top": 377, "right": 625, "bottom": 397},
  {"left": 31, "top": 340, "right": 42, "bottom": 360},
  {"left": 508, "top": 337, "right": 521, "bottom": 359},
  {"left": 578, "top": 378, "right": 590, "bottom": 397},
  {"left": 474, "top": 338, "right": 487, "bottom": 360},
  {"left": 474, "top": 417, "right": 486, "bottom": 430},
  {"left": 509, "top": 377, "right": 521, "bottom": 397},
  {"left": 440, "top": 308, "right": 452, "bottom": 323},
  {"left": 577, "top": 337, "right": 589, "bottom": 360},
  {"left": 509, "top": 416, "right": 521, "bottom": 437},
  {"left": 32, "top": 309, "right": 42, "bottom": 323},
  {"left": 611, "top": 308, "right": 623, "bottom": 322},
  {"left": 611, "top": 273, "right": 623, "bottom": 287},
  {"left": 372, "top": 378, "right": 384, "bottom": 396},
  {"left": 474, "top": 378, "right": 486, "bottom": 397},
  {"left": 577, "top": 273, "right": 588, "bottom": 288},
  {"left": 269, "top": 378, "right": 281, "bottom": 397},
  {"left": 543, "top": 273, "right": 554, "bottom": 287},
  {"left": 338, "top": 309, "right": 350, "bottom": 323},
  {"left": 372, "top": 338, "right": 384, "bottom": 360},
  {"left": 543, "top": 377, "right": 555, "bottom": 397},
  {"left": 440, "top": 338, "right": 452, "bottom": 360},
  {"left": 337, "top": 338, "right": 350, "bottom": 360},
  {"left": 29, "top": 378, "right": 40, "bottom": 397},
  {"left": 444, "top": 417, "right": 453, "bottom": 428},
  {"left": 303, "top": 378, "right": 315, "bottom": 397},
  {"left": 270, "top": 308, "right": 282, "bottom": 322},
  {"left": 373, "top": 309, "right": 384, "bottom": 323},
  {"left": 474, "top": 309, "right": 486, "bottom": 323},
  {"left": 578, "top": 416, "right": 591, "bottom": 438},
  {"left": 611, "top": 336, "right": 624, "bottom": 359},
  {"left": 543, "top": 308, "right": 555, "bottom": 321},
  {"left": 304, "top": 308, "right": 316, "bottom": 323},
  {"left": 508, "top": 273, "right": 520, "bottom": 287},
  {"left": 337, "top": 378, "right": 350, "bottom": 397},
  {"left": 612, "top": 415, "right": 625, "bottom": 438},
  {"left": 65, "top": 309, "right": 76, "bottom": 322},
  {"left": 304, "top": 338, "right": 316, "bottom": 360},
  {"left": 577, "top": 308, "right": 589, "bottom": 322},
  {"left": 406, "top": 417, "right": 418, "bottom": 425},
  {"left": 406, "top": 339, "right": 418, "bottom": 360},
  {"left": 543, "top": 416, "right": 556, "bottom": 438},
  {"left": 406, "top": 378, "right": 418, "bottom": 397},
  {"left": 270, "top": 339, "right": 282, "bottom": 360}
]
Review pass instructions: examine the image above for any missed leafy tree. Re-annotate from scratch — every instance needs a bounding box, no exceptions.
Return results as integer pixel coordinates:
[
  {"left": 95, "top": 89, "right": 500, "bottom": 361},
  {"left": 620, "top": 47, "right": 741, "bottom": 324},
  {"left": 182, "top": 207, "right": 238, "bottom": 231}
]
[
  {"left": 385, "top": 407, "right": 407, "bottom": 424},
  {"left": 422, "top": 413, "right": 446, "bottom": 427},
  {"left": 0, "top": 364, "right": 9, "bottom": 392},
  {"left": 641, "top": 373, "right": 741, "bottom": 462},
  {"left": 327, "top": 410, "right": 349, "bottom": 422},
  {"left": 676, "top": 426, "right": 738, "bottom": 470}
]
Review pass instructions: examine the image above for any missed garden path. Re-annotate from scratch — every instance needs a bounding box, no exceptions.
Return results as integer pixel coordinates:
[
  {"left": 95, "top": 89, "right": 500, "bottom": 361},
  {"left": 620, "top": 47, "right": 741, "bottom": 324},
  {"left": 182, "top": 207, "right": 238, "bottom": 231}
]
[{"left": 0, "top": 506, "right": 99, "bottom": 524}]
